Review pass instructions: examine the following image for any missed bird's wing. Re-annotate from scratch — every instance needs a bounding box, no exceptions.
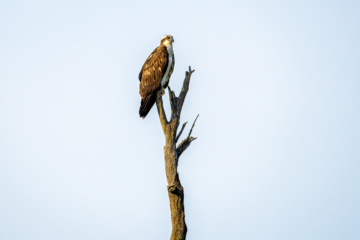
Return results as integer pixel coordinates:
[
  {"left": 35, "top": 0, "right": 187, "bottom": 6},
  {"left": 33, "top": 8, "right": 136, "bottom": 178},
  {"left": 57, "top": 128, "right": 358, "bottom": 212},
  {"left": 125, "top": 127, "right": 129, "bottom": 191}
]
[{"left": 139, "top": 45, "right": 169, "bottom": 98}]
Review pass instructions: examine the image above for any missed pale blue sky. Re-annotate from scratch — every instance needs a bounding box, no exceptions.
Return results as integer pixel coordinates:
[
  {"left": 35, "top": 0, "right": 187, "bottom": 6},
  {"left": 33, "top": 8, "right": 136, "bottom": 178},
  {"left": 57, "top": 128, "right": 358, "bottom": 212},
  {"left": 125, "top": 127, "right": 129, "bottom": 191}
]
[{"left": 1, "top": 0, "right": 359, "bottom": 239}]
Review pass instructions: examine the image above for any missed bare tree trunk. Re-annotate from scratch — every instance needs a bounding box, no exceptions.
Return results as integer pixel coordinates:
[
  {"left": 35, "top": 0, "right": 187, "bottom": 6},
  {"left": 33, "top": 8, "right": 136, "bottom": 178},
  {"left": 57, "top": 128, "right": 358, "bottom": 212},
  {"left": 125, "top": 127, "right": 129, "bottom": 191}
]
[{"left": 155, "top": 66, "right": 198, "bottom": 240}]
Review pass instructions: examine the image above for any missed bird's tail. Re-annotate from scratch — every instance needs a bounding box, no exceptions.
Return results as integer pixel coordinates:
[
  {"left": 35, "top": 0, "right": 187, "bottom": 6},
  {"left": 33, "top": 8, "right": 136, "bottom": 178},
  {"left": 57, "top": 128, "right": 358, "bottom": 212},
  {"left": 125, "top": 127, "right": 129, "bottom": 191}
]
[{"left": 139, "top": 92, "right": 157, "bottom": 118}]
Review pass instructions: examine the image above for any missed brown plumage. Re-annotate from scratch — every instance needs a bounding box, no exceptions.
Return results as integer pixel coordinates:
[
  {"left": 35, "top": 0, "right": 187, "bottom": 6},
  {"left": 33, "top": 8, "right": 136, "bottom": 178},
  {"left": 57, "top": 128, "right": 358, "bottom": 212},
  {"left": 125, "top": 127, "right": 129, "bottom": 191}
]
[{"left": 138, "top": 35, "right": 174, "bottom": 118}]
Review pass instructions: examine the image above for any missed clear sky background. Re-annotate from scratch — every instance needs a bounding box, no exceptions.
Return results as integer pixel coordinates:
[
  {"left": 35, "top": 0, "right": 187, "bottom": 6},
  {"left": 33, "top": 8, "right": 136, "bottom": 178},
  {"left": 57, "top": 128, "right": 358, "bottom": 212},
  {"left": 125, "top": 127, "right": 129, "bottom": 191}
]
[{"left": 1, "top": 0, "right": 359, "bottom": 239}]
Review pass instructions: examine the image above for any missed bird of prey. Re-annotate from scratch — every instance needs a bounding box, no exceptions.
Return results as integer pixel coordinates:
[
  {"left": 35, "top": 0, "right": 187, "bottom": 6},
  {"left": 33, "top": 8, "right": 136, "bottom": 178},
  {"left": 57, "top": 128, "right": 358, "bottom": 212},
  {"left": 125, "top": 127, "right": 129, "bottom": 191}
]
[{"left": 138, "top": 35, "right": 175, "bottom": 118}]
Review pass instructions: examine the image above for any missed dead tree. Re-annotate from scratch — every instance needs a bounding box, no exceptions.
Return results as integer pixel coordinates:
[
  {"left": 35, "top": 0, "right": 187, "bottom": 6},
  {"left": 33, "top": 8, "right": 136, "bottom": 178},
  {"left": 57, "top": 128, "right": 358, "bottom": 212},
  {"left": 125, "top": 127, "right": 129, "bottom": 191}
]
[{"left": 155, "top": 66, "right": 198, "bottom": 240}]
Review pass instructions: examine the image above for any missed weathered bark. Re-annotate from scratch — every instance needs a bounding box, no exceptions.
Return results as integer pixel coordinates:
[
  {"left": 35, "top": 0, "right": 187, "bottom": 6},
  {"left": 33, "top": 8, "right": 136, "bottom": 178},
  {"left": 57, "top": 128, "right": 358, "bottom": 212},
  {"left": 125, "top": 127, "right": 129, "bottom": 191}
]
[{"left": 155, "top": 66, "right": 198, "bottom": 240}]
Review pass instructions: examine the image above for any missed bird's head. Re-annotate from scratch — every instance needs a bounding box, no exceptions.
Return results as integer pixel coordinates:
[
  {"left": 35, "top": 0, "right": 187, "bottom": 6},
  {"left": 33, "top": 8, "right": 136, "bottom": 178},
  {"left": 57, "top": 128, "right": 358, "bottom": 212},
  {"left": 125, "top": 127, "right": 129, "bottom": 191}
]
[{"left": 161, "top": 35, "right": 174, "bottom": 46}]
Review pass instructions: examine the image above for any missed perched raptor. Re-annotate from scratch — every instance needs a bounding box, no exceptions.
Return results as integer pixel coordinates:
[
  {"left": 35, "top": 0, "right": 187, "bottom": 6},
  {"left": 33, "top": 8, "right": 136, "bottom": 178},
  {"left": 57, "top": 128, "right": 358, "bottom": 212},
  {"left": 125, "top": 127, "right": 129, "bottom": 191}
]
[{"left": 138, "top": 35, "right": 175, "bottom": 118}]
